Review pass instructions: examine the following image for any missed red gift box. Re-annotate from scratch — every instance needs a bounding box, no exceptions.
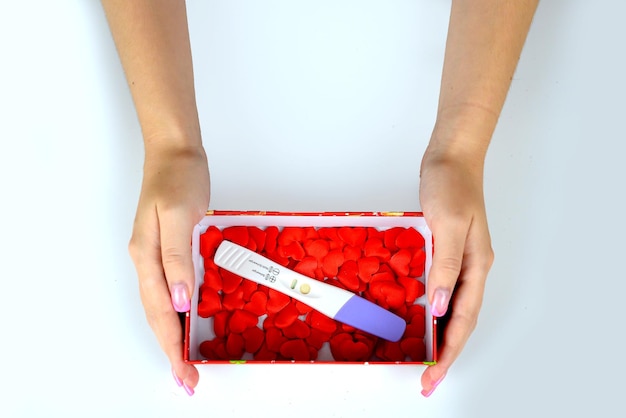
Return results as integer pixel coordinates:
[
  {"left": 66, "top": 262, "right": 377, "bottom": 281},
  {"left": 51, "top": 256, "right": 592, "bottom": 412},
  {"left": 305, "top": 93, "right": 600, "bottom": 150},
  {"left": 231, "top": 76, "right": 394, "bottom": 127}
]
[{"left": 184, "top": 211, "right": 438, "bottom": 365}]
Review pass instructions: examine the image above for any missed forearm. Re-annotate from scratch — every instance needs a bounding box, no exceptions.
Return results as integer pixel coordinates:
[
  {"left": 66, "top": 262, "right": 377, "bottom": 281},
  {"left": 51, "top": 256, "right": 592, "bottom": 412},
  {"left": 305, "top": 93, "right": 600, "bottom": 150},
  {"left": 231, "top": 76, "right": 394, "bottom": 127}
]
[
  {"left": 428, "top": 0, "right": 539, "bottom": 164},
  {"left": 101, "top": 0, "right": 201, "bottom": 153}
]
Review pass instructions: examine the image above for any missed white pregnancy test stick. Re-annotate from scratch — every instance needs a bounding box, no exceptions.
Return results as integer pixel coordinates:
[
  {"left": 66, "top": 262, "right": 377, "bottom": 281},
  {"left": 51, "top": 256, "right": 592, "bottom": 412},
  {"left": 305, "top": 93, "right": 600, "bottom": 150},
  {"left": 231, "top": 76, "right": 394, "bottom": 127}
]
[{"left": 214, "top": 240, "right": 406, "bottom": 342}]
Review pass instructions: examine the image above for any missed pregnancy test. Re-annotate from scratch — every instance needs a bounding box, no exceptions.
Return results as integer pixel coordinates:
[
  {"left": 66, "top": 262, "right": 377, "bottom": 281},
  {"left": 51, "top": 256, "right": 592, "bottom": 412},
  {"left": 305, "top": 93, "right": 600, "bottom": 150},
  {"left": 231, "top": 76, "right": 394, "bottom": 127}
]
[{"left": 214, "top": 240, "right": 406, "bottom": 342}]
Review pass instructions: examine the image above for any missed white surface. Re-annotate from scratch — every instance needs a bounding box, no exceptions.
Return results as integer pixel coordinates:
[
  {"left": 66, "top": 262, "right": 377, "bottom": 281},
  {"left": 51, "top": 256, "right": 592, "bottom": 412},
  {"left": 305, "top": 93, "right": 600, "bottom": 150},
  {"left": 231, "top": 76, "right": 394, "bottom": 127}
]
[{"left": 1, "top": 1, "right": 625, "bottom": 417}]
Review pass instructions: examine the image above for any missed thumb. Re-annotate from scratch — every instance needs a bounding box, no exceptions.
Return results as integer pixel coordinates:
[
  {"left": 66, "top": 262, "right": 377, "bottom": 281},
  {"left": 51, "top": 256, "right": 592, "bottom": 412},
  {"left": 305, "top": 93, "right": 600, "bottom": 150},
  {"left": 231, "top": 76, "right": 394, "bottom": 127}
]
[
  {"left": 427, "top": 219, "right": 468, "bottom": 317},
  {"left": 160, "top": 208, "right": 197, "bottom": 312}
]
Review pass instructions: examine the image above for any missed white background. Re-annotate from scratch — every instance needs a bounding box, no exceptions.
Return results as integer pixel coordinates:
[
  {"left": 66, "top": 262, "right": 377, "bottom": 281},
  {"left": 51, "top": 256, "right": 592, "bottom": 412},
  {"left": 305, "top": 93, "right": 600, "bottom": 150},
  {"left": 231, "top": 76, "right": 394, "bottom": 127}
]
[{"left": 1, "top": 1, "right": 625, "bottom": 417}]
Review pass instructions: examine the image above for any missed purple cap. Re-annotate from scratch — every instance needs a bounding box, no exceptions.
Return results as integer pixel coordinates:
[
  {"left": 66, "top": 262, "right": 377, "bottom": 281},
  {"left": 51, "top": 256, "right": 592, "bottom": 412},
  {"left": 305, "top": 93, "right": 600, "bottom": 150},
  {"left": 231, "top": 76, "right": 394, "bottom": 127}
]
[{"left": 333, "top": 295, "right": 406, "bottom": 342}]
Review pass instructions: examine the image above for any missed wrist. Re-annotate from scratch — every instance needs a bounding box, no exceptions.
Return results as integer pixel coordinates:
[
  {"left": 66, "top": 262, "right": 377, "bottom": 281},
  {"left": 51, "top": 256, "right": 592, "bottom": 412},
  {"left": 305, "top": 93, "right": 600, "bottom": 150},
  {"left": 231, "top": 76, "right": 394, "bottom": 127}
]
[{"left": 423, "top": 104, "right": 498, "bottom": 173}]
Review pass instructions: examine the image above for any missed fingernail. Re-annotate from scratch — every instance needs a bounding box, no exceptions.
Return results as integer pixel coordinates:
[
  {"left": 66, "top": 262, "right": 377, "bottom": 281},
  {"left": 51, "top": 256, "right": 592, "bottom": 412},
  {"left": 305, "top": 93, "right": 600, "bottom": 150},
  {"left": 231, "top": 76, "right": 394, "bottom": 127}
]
[
  {"left": 171, "top": 283, "right": 191, "bottom": 312},
  {"left": 172, "top": 368, "right": 183, "bottom": 387},
  {"left": 431, "top": 288, "right": 450, "bottom": 317},
  {"left": 421, "top": 373, "right": 446, "bottom": 397},
  {"left": 183, "top": 382, "right": 195, "bottom": 396}
]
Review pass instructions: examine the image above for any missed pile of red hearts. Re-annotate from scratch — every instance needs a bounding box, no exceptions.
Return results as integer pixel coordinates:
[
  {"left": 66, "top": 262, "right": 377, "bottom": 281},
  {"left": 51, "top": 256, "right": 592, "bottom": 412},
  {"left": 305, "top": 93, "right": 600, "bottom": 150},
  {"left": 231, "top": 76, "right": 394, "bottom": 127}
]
[{"left": 197, "top": 225, "right": 427, "bottom": 362}]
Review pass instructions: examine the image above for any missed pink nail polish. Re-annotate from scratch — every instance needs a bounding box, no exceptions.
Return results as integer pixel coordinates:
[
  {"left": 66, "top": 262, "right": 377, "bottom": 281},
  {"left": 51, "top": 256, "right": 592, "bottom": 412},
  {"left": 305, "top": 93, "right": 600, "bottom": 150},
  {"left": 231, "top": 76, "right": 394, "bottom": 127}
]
[
  {"left": 183, "top": 382, "right": 195, "bottom": 396},
  {"left": 431, "top": 288, "right": 450, "bottom": 317},
  {"left": 421, "top": 373, "right": 446, "bottom": 397},
  {"left": 171, "top": 283, "right": 191, "bottom": 312},
  {"left": 172, "top": 368, "right": 183, "bottom": 387}
]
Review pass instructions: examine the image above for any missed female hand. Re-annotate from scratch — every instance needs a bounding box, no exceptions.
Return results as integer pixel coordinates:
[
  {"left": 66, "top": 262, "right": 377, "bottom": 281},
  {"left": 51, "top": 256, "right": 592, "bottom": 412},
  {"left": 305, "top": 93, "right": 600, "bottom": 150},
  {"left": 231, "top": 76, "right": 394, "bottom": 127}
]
[
  {"left": 128, "top": 145, "right": 210, "bottom": 396},
  {"left": 418, "top": 140, "right": 494, "bottom": 397}
]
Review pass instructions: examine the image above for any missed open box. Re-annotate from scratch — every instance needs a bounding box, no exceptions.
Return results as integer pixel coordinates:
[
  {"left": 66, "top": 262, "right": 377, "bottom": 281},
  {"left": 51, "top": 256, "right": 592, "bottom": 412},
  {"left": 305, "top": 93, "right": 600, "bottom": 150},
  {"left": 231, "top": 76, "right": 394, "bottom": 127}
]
[{"left": 184, "top": 211, "right": 438, "bottom": 364}]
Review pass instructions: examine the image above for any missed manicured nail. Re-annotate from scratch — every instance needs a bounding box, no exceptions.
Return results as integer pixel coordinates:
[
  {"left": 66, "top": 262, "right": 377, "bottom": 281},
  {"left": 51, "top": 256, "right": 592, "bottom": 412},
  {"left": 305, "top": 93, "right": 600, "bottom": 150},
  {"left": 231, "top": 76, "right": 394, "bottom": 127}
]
[
  {"left": 431, "top": 288, "right": 450, "bottom": 317},
  {"left": 171, "top": 283, "right": 191, "bottom": 312},
  {"left": 421, "top": 373, "right": 446, "bottom": 397},
  {"left": 172, "top": 368, "right": 183, "bottom": 387},
  {"left": 183, "top": 382, "right": 195, "bottom": 396}
]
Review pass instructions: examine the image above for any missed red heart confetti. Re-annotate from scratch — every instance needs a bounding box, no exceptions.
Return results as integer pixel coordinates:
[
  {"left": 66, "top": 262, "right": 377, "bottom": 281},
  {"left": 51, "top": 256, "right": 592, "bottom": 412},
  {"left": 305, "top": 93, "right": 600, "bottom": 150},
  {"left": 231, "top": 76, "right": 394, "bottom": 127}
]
[
  {"left": 395, "top": 227, "right": 425, "bottom": 249},
  {"left": 198, "top": 224, "right": 428, "bottom": 363},
  {"left": 389, "top": 249, "right": 411, "bottom": 277},
  {"left": 273, "top": 302, "right": 300, "bottom": 328},
  {"left": 226, "top": 333, "right": 245, "bottom": 358},
  {"left": 197, "top": 288, "right": 222, "bottom": 318},
  {"left": 213, "top": 311, "right": 231, "bottom": 339},
  {"left": 200, "top": 226, "right": 223, "bottom": 259},
  {"left": 242, "top": 326, "right": 265, "bottom": 354},
  {"left": 222, "top": 226, "right": 249, "bottom": 247},
  {"left": 280, "top": 339, "right": 311, "bottom": 361},
  {"left": 243, "top": 291, "right": 268, "bottom": 316},
  {"left": 229, "top": 309, "right": 259, "bottom": 334}
]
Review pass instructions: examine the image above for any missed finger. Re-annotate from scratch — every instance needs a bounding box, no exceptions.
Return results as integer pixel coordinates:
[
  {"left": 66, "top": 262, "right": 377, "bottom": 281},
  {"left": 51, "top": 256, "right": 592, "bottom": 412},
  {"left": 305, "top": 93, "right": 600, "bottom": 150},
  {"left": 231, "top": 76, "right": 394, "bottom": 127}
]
[
  {"left": 420, "top": 241, "right": 491, "bottom": 397},
  {"left": 158, "top": 205, "right": 199, "bottom": 313},
  {"left": 129, "top": 213, "right": 199, "bottom": 394},
  {"left": 427, "top": 216, "right": 469, "bottom": 317}
]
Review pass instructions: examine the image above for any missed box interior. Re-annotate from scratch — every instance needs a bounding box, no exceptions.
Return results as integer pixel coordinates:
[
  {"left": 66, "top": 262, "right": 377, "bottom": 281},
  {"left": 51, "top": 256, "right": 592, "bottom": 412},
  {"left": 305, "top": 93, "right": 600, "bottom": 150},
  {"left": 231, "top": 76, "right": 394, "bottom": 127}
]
[{"left": 187, "top": 213, "right": 435, "bottom": 364}]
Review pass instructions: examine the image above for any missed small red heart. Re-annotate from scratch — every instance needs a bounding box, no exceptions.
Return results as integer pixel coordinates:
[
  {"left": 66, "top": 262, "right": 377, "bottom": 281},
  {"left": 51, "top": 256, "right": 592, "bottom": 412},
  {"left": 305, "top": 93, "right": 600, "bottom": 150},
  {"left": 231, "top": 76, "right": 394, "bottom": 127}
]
[
  {"left": 199, "top": 226, "right": 223, "bottom": 259},
  {"left": 197, "top": 288, "right": 222, "bottom": 318},
  {"left": 397, "top": 276, "right": 425, "bottom": 304},
  {"left": 226, "top": 333, "right": 245, "bottom": 358},
  {"left": 404, "top": 321, "right": 425, "bottom": 339},
  {"left": 264, "top": 250, "right": 290, "bottom": 267},
  {"left": 294, "top": 256, "right": 318, "bottom": 278},
  {"left": 243, "top": 291, "right": 267, "bottom": 316},
  {"left": 357, "top": 256, "right": 380, "bottom": 283},
  {"left": 242, "top": 326, "right": 265, "bottom": 354},
  {"left": 228, "top": 309, "right": 259, "bottom": 334},
  {"left": 222, "top": 226, "right": 249, "bottom": 247},
  {"left": 213, "top": 311, "right": 231, "bottom": 339},
  {"left": 265, "top": 328, "right": 287, "bottom": 352},
  {"left": 389, "top": 249, "right": 411, "bottom": 277},
  {"left": 303, "top": 227, "right": 319, "bottom": 240},
  {"left": 363, "top": 238, "right": 391, "bottom": 262},
  {"left": 199, "top": 338, "right": 228, "bottom": 360},
  {"left": 241, "top": 280, "right": 258, "bottom": 301},
  {"left": 338, "top": 227, "right": 367, "bottom": 247},
  {"left": 264, "top": 226, "right": 279, "bottom": 253},
  {"left": 367, "top": 227, "right": 384, "bottom": 241},
  {"left": 220, "top": 269, "right": 243, "bottom": 294},
  {"left": 395, "top": 227, "right": 425, "bottom": 249},
  {"left": 318, "top": 227, "right": 343, "bottom": 249},
  {"left": 306, "top": 310, "right": 338, "bottom": 334},
  {"left": 409, "top": 248, "right": 426, "bottom": 277},
  {"left": 304, "top": 239, "right": 330, "bottom": 260},
  {"left": 294, "top": 300, "right": 313, "bottom": 315},
  {"left": 337, "top": 260, "right": 360, "bottom": 291},
  {"left": 267, "top": 289, "right": 291, "bottom": 314},
  {"left": 280, "top": 339, "right": 311, "bottom": 361},
  {"left": 283, "top": 319, "right": 311, "bottom": 339},
  {"left": 343, "top": 245, "right": 361, "bottom": 262},
  {"left": 322, "top": 249, "right": 344, "bottom": 278},
  {"left": 222, "top": 286, "right": 245, "bottom": 311},
  {"left": 277, "top": 240, "right": 306, "bottom": 260},
  {"left": 375, "top": 340, "right": 405, "bottom": 362},
  {"left": 383, "top": 227, "right": 404, "bottom": 252},
  {"left": 274, "top": 302, "right": 300, "bottom": 328},
  {"left": 370, "top": 281, "right": 406, "bottom": 309},
  {"left": 247, "top": 226, "right": 267, "bottom": 252},
  {"left": 202, "top": 268, "right": 223, "bottom": 292},
  {"left": 277, "top": 226, "right": 306, "bottom": 246},
  {"left": 330, "top": 333, "right": 372, "bottom": 362},
  {"left": 407, "top": 303, "right": 425, "bottom": 321},
  {"left": 254, "top": 343, "right": 278, "bottom": 361},
  {"left": 400, "top": 337, "right": 426, "bottom": 361},
  {"left": 306, "top": 328, "right": 330, "bottom": 350}
]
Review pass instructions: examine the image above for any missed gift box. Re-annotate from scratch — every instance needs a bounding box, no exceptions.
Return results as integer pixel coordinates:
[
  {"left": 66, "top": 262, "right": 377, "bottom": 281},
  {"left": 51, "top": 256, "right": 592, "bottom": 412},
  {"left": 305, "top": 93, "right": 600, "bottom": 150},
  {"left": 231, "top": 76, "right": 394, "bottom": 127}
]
[{"left": 184, "top": 211, "right": 438, "bottom": 365}]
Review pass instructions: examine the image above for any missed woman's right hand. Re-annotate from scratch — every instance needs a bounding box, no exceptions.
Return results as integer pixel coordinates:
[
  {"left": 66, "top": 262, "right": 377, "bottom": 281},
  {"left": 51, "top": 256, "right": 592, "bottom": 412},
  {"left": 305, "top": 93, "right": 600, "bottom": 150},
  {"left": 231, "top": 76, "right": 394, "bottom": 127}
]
[{"left": 128, "top": 144, "right": 210, "bottom": 396}]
